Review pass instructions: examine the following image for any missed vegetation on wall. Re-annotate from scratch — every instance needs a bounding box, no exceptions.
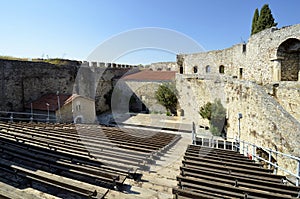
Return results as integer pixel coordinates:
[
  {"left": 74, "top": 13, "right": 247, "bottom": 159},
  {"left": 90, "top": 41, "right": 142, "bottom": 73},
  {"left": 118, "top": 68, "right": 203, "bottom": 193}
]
[
  {"left": 251, "top": 4, "right": 277, "bottom": 35},
  {"left": 199, "top": 99, "right": 227, "bottom": 136},
  {"left": 155, "top": 83, "right": 178, "bottom": 115},
  {"left": 0, "top": 56, "right": 78, "bottom": 66}
]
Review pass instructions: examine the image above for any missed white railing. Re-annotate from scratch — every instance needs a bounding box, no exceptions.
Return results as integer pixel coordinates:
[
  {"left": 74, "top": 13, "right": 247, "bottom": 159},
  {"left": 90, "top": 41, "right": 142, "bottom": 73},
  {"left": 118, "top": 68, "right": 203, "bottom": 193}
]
[
  {"left": 238, "top": 139, "right": 300, "bottom": 186},
  {"left": 0, "top": 111, "right": 56, "bottom": 123},
  {"left": 193, "top": 135, "right": 300, "bottom": 186}
]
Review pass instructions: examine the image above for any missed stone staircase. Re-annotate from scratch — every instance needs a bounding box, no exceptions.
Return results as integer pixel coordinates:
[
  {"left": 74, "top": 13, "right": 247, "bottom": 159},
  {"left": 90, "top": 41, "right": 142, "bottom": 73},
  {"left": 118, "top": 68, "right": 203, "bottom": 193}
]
[{"left": 173, "top": 145, "right": 300, "bottom": 199}]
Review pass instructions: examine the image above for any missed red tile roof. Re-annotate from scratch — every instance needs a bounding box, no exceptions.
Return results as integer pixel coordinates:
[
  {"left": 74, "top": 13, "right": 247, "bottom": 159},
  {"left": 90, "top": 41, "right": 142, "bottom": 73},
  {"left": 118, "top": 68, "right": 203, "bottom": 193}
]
[
  {"left": 63, "top": 94, "right": 94, "bottom": 106},
  {"left": 121, "top": 70, "right": 176, "bottom": 81},
  {"left": 25, "top": 94, "right": 71, "bottom": 111},
  {"left": 25, "top": 94, "right": 95, "bottom": 111}
]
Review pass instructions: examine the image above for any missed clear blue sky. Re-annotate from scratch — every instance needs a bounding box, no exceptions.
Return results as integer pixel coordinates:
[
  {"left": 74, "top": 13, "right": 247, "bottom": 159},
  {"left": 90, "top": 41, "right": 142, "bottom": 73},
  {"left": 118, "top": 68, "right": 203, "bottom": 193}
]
[{"left": 0, "top": 0, "right": 299, "bottom": 64}]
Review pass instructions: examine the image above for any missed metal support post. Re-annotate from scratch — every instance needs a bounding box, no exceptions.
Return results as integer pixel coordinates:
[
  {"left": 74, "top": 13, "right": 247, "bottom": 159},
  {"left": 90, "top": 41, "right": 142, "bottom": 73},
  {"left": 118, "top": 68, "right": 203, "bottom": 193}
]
[
  {"left": 252, "top": 145, "right": 256, "bottom": 161},
  {"left": 46, "top": 103, "right": 50, "bottom": 123},
  {"left": 30, "top": 103, "right": 33, "bottom": 122},
  {"left": 296, "top": 160, "right": 300, "bottom": 186},
  {"left": 242, "top": 140, "right": 245, "bottom": 155},
  {"left": 192, "top": 122, "right": 196, "bottom": 145},
  {"left": 268, "top": 149, "right": 272, "bottom": 170},
  {"left": 10, "top": 113, "right": 13, "bottom": 122}
]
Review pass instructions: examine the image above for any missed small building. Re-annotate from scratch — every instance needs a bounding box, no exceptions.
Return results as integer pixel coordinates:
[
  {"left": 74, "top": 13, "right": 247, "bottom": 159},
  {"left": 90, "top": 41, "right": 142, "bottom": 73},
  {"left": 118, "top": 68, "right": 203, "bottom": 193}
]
[
  {"left": 25, "top": 93, "right": 96, "bottom": 124},
  {"left": 58, "top": 94, "right": 96, "bottom": 124}
]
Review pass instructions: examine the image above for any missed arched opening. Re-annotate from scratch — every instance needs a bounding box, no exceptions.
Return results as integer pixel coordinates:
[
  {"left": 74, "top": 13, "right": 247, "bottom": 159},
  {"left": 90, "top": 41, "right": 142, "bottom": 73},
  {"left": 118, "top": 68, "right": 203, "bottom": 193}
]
[
  {"left": 193, "top": 66, "right": 198, "bottom": 74},
  {"left": 74, "top": 116, "right": 83, "bottom": 124},
  {"left": 219, "top": 65, "right": 225, "bottom": 74},
  {"left": 205, "top": 65, "right": 211, "bottom": 73},
  {"left": 277, "top": 38, "right": 300, "bottom": 81},
  {"left": 179, "top": 66, "right": 183, "bottom": 74},
  {"left": 129, "top": 93, "right": 148, "bottom": 113}
]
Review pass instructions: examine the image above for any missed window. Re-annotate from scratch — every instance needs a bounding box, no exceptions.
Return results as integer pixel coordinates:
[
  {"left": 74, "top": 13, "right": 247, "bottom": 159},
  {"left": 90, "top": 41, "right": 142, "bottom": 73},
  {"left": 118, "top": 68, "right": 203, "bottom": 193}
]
[
  {"left": 242, "top": 43, "right": 246, "bottom": 53},
  {"left": 205, "top": 65, "right": 211, "bottom": 73},
  {"left": 239, "top": 68, "right": 243, "bottom": 79},
  {"left": 179, "top": 66, "right": 183, "bottom": 74},
  {"left": 219, "top": 65, "right": 225, "bottom": 74},
  {"left": 193, "top": 66, "right": 198, "bottom": 74},
  {"left": 75, "top": 101, "right": 81, "bottom": 112}
]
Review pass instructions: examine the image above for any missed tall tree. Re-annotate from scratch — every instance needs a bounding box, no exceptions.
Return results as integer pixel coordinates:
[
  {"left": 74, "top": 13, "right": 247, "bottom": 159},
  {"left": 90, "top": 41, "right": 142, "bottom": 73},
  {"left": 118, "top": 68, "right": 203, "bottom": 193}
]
[
  {"left": 251, "top": 8, "right": 259, "bottom": 35},
  {"left": 251, "top": 4, "right": 277, "bottom": 35}
]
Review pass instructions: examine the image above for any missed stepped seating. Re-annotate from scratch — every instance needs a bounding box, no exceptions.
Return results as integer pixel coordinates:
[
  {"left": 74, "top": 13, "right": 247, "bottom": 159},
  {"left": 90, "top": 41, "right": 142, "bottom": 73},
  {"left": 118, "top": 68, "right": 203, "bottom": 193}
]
[
  {"left": 0, "top": 121, "right": 181, "bottom": 198},
  {"left": 173, "top": 145, "right": 300, "bottom": 199}
]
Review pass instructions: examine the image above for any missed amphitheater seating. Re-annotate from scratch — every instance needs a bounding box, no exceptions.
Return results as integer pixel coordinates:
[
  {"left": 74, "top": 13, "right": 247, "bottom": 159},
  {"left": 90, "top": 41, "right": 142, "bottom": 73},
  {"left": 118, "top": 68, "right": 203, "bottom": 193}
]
[
  {"left": 0, "top": 121, "right": 181, "bottom": 198},
  {"left": 173, "top": 145, "right": 300, "bottom": 199}
]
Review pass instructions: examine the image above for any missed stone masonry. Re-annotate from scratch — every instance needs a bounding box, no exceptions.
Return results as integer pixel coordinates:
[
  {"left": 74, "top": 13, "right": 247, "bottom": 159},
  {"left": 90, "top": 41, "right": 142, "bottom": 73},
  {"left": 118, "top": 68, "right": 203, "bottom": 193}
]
[{"left": 176, "top": 24, "right": 300, "bottom": 176}]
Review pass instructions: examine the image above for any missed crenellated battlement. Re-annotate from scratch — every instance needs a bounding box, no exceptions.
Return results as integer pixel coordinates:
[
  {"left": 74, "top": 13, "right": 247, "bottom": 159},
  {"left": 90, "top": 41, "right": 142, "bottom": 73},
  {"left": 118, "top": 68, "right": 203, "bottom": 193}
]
[{"left": 81, "top": 61, "right": 137, "bottom": 68}]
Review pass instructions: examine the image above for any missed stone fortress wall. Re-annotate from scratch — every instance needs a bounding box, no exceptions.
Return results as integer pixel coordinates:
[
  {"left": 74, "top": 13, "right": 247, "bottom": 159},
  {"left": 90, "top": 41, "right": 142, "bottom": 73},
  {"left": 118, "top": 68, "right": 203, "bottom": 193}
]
[
  {"left": 111, "top": 80, "right": 167, "bottom": 114},
  {"left": 74, "top": 63, "right": 139, "bottom": 114},
  {"left": 224, "top": 79, "right": 300, "bottom": 175},
  {"left": 176, "top": 24, "right": 300, "bottom": 175},
  {"left": 176, "top": 75, "right": 300, "bottom": 174},
  {"left": 0, "top": 59, "right": 138, "bottom": 113},
  {"left": 0, "top": 59, "right": 78, "bottom": 112},
  {"left": 147, "top": 62, "right": 177, "bottom": 71},
  {"left": 178, "top": 24, "right": 300, "bottom": 84}
]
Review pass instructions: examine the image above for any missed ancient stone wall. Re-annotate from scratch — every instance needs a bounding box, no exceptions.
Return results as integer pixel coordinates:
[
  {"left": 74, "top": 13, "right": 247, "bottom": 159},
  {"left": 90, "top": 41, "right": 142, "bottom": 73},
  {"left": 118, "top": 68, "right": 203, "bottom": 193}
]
[
  {"left": 125, "top": 81, "right": 167, "bottom": 113},
  {"left": 176, "top": 24, "right": 300, "bottom": 177},
  {"left": 280, "top": 53, "right": 299, "bottom": 81},
  {"left": 176, "top": 75, "right": 212, "bottom": 127},
  {"left": 176, "top": 75, "right": 300, "bottom": 174},
  {"left": 0, "top": 59, "right": 135, "bottom": 113},
  {"left": 75, "top": 66, "right": 135, "bottom": 113},
  {"left": 148, "top": 62, "right": 177, "bottom": 71},
  {"left": 225, "top": 79, "right": 300, "bottom": 175},
  {"left": 0, "top": 59, "right": 78, "bottom": 111},
  {"left": 263, "top": 82, "right": 300, "bottom": 122},
  {"left": 112, "top": 79, "right": 168, "bottom": 114},
  {"left": 178, "top": 24, "right": 300, "bottom": 85}
]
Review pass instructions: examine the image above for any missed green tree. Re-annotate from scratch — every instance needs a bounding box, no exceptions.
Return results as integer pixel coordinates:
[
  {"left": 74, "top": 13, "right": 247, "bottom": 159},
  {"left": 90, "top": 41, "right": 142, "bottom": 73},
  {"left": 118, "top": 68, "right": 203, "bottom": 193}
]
[
  {"left": 155, "top": 83, "right": 178, "bottom": 114},
  {"left": 252, "top": 4, "right": 277, "bottom": 35},
  {"left": 199, "top": 99, "right": 227, "bottom": 136},
  {"left": 251, "top": 8, "right": 259, "bottom": 35}
]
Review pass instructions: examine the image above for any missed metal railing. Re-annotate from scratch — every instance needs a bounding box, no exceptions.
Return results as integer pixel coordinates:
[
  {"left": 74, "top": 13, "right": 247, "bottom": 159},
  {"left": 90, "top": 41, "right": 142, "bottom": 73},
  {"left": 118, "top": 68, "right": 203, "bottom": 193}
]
[
  {"left": 237, "top": 139, "right": 300, "bottom": 186},
  {"left": 194, "top": 136, "right": 237, "bottom": 151},
  {"left": 0, "top": 111, "right": 56, "bottom": 123},
  {"left": 194, "top": 135, "right": 300, "bottom": 186}
]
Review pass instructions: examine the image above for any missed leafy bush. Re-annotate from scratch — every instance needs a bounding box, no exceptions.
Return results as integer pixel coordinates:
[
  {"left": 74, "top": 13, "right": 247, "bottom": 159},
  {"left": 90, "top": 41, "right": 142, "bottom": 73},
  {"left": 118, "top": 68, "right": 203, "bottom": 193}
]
[
  {"left": 166, "top": 111, "right": 171, "bottom": 116},
  {"left": 199, "top": 99, "right": 227, "bottom": 136},
  {"left": 155, "top": 83, "right": 178, "bottom": 114}
]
